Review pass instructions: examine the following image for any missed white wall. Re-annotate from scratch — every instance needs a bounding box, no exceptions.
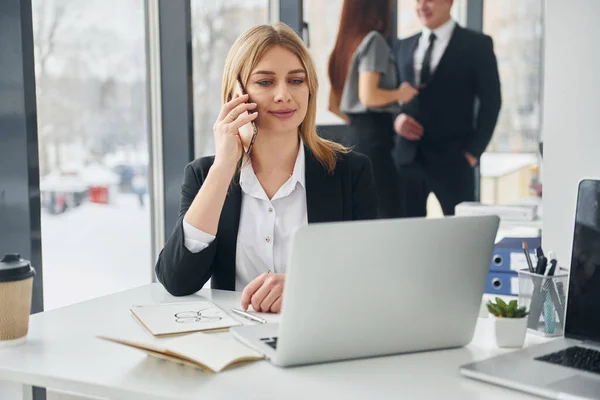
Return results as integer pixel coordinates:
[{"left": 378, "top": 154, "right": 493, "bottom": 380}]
[{"left": 543, "top": 0, "right": 600, "bottom": 266}]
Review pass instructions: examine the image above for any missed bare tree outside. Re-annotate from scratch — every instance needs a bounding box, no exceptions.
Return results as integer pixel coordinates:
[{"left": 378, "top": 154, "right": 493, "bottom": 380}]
[
  {"left": 32, "top": 0, "right": 79, "bottom": 175},
  {"left": 191, "top": 0, "right": 269, "bottom": 157},
  {"left": 32, "top": 0, "right": 147, "bottom": 176}
]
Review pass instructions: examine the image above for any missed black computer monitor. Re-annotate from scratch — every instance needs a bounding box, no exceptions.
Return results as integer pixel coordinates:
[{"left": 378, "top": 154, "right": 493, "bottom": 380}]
[{"left": 564, "top": 179, "right": 600, "bottom": 342}]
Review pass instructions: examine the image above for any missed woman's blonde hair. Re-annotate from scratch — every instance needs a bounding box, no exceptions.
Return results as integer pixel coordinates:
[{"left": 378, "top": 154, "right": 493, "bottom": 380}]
[{"left": 221, "top": 22, "right": 348, "bottom": 174}]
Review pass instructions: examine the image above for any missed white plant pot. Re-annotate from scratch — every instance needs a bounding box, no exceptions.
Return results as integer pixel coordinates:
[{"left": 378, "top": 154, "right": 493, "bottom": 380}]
[{"left": 492, "top": 315, "right": 527, "bottom": 348}]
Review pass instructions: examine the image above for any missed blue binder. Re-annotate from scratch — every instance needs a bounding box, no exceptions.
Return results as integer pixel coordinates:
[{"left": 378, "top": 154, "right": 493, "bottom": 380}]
[
  {"left": 489, "top": 237, "right": 541, "bottom": 273},
  {"left": 484, "top": 237, "right": 541, "bottom": 296},
  {"left": 485, "top": 271, "right": 519, "bottom": 296}
]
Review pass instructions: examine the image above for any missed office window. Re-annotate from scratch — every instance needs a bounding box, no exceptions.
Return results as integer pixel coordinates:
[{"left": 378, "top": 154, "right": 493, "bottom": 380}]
[
  {"left": 303, "top": 0, "right": 345, "bottom": 125},
  {"left": 478, "top": 0, "right": 543, "bottom": 206},
  {"left": 32, "top": 0, "right": 151, "bottom": 310},
  {"left": 191, "top": 0, "right": 270, "bottom": 157},
  {"left": 484, "top": 0, "right": 543, "bottom": 153}
]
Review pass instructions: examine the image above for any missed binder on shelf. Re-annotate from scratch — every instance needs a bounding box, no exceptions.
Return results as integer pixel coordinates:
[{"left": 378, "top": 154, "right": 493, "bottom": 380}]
[{"left": 489, "top": 237, "right": 541, "bottom": 273}]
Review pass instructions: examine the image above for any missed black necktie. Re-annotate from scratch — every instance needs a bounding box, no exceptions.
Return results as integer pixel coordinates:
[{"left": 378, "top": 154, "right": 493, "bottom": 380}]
[{"left": 420, "top": 33, "right": 437, "bottom": 86}]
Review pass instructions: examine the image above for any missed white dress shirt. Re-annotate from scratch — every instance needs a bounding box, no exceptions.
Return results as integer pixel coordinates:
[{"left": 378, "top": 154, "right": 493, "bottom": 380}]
[
  {"left": 182, "top": 144, "right": 308, "bottom": 291},
  {"left": 413, "top": 19, "right": 456, "bottom": 85}
]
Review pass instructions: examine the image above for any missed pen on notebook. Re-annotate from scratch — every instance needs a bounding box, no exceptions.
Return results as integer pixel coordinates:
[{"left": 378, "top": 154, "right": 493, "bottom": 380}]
[
  {"left": 231, "top": 308, "right": 267, "bottom": 324},
  {"left": 522, "top": 241, "right": 535, "bottom": 273}
]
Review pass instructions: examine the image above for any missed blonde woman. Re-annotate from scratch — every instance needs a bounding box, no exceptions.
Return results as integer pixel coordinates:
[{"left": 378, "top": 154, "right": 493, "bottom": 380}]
[{"left": 156, "top": 23, "right": 378, "bottom": 313}]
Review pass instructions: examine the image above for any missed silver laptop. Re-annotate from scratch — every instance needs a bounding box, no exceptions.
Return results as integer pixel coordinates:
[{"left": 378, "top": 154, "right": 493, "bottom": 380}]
[
  {"left": 230, "top": 215, "right": 500, "bottom": 367},
  {"left": 460, "top": 179, "right": 600, "bottom": 399}
]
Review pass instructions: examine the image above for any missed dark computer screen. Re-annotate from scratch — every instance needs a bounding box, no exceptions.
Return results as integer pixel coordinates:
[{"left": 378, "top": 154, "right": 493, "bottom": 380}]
[{"left": 565, "top": 179, "right": 600, "bottom": 342}]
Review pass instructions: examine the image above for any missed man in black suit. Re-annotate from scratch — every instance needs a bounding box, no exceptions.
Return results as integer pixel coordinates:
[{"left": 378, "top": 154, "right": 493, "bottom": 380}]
[{"left": 393, "top": 0, "right": 501, "bottom": 216}]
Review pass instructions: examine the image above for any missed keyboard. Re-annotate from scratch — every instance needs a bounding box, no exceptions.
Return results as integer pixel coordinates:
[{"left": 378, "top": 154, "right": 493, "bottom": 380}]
[
  {"left": 536, "top": 346, "right": 600, "bottom": 375},
  {"left": 260, "top": 336, "right": 278, "bottom": 350}
]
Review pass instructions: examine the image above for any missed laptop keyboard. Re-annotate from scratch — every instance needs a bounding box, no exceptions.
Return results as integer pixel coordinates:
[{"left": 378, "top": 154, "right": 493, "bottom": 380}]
[
  {"left": 260, "top": 336, "right": 278, "bottom": 350},
  {"left": 536, "top": 346, "right": 600, "bottom": 375}
]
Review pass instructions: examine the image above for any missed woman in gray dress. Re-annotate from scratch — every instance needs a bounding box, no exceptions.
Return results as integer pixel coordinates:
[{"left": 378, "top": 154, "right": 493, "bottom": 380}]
[{"left": 328, "top": 0, "right": 417, "bottom": 218}]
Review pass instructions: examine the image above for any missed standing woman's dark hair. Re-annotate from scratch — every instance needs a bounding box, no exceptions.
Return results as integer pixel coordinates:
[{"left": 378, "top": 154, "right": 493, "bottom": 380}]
[
  {"left": 327, "top": 0, "right": 418, "bottom": 219},
  {"left": 328, "top": 0, "right": 391, "bottom": 112}
]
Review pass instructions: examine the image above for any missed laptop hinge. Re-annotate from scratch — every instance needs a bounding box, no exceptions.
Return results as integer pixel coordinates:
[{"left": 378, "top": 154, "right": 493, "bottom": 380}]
[{"left": 581, "top": 339, "right": 600, "bottom": 350}]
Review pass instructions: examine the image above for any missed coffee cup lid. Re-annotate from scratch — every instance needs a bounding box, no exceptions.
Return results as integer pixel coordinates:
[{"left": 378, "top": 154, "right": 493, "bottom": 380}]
[{"left": 0, "top": 254, "right": 36, "bottom": 283}]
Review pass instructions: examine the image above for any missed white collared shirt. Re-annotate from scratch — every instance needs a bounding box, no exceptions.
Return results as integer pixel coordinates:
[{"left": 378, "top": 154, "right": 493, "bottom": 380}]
[
  {"left": 413, "top": 18, "right": 456, "bottom": 85},
  {"left": 182, "top": 144, "right": 308, "bottom": 291}
]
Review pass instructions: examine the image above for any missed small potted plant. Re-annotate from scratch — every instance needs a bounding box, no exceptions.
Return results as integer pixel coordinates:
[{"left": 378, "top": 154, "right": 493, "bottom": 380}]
[{"left": 487, "top": 297, "right": 529, "bottom": 348}]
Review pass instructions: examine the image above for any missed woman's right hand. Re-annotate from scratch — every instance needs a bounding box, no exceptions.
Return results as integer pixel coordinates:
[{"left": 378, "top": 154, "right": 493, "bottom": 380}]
[
  {"left": 213, "top": 94, "right": 258, "bottom": 170},
  {"left": 396, "top": 82, "right": 419, "bottom": 104}
]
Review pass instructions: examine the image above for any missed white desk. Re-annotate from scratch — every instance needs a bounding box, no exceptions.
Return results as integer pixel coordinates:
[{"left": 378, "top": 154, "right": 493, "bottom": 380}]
[{"left": 0, "top": 284, "right": 552, "bottom": 400}]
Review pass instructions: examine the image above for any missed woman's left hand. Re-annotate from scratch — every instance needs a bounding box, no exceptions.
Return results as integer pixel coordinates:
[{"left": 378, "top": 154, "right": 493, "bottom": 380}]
[{"left": 241, "top": 273, "right": 286, "bottom": 313}]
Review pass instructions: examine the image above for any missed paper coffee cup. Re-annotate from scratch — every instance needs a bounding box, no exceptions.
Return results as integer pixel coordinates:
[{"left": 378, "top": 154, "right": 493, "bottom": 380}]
[{"left": 0, "top": 254, "right": 35, "bottom": 346}]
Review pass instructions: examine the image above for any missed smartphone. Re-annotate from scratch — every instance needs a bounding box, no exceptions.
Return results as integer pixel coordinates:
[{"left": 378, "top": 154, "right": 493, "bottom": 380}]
[{"left": 232, "top": 79, "right": 257, "bottom": 154}]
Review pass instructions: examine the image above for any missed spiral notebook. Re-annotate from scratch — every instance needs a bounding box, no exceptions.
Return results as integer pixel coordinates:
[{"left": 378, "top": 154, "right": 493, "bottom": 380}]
[{"left": 130, "top": 301, "right": 241, "bottom": 337}]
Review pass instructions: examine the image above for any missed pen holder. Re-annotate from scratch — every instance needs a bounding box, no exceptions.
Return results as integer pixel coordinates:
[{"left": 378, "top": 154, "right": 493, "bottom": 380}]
[{"left": 517, "top": 268, "right": 568, "bottom": 337}]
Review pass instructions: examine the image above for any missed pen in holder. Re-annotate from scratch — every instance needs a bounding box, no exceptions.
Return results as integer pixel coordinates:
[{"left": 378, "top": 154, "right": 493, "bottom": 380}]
[{"left": 517, "top": 268, "right": 568, "bottom": 337}]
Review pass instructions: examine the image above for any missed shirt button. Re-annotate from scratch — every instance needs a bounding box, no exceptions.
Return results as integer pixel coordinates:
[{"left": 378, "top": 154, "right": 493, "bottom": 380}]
[
  {"left": 268, "top": 207, "right": 273, "bottom": 213},
  {"left": 265, "top": 236, "right": 271, "bottom": 243}
]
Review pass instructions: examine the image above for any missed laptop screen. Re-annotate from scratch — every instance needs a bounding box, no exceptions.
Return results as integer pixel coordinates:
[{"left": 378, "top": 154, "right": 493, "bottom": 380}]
[{"left": 565, "top": 179, "right": 600, "bottom": 342}]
